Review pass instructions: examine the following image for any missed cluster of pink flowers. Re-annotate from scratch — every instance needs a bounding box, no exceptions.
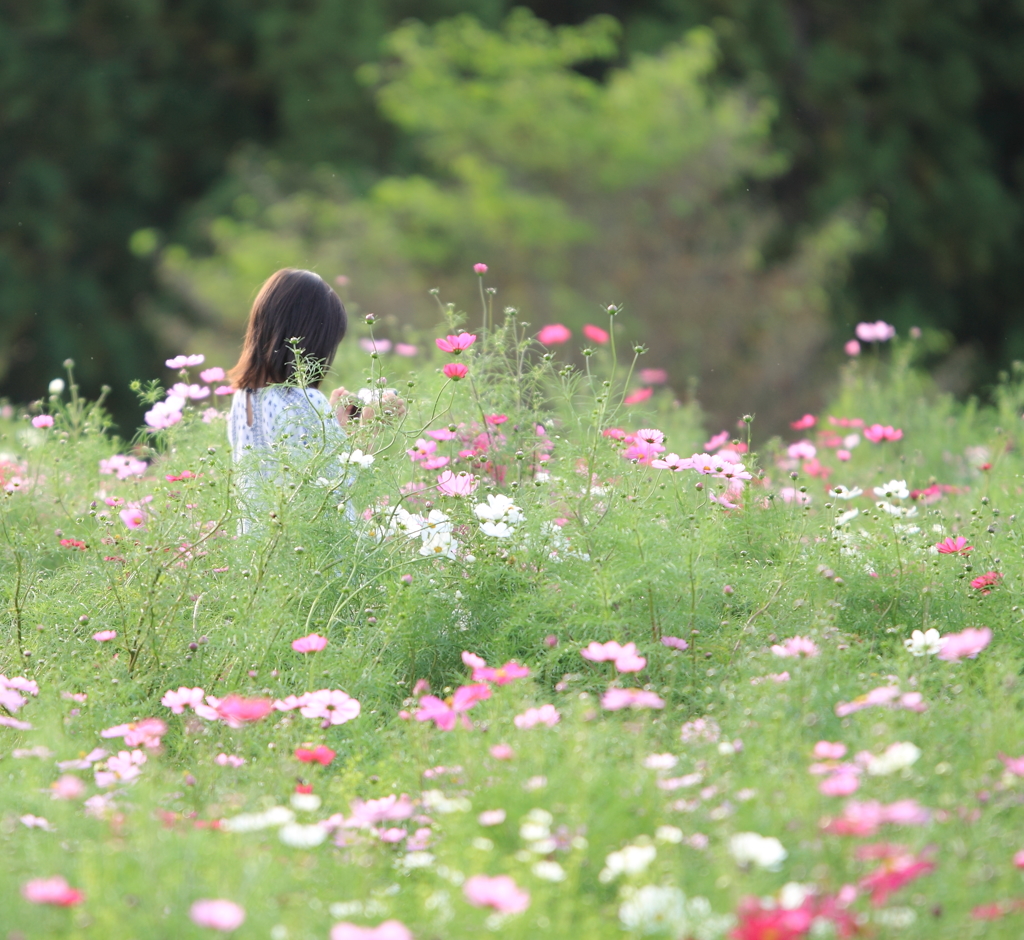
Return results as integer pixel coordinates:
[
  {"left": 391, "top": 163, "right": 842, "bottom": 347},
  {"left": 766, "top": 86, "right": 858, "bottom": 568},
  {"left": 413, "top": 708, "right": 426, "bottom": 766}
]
[
  {"left": 147, "top": 354, "right": 232, "bottom": 429},
  {"left": 601, "top": 688, "right": 665, "bottom": 711},
  {"left": 823, "top": 798, "right": 931, "bottom": 836},
  {"left": 581, "top": 640, "right": 646, "bottom": 673},
  {"left": 99, "top": 454, "right": 148, "bottom": 479},
  {"left": 863, "top": 423, "right": 903, "bottom": 443},
  {"left": 101, "top": 717, "right": 166, "bottom": 749},
  {"left": 161, "top": 686, "right": 360, "bottom": 728},
  {"left": 412, "top": 683, "right": 492, "bottom": 731},
  {"left": 513, "top": 704, "right": 560, "bottom": 728},
  {"left": 770, "top": 636, "right": 819, "bottom": 658},
  {"left": 0, "top": 675, "right": 39, "bottom": 729},
  {"left": 463, "top": 874, "right": 530, "bottom": 913},
  {"left": 462, "top": 651, "right": 530, "bottom": 685}
]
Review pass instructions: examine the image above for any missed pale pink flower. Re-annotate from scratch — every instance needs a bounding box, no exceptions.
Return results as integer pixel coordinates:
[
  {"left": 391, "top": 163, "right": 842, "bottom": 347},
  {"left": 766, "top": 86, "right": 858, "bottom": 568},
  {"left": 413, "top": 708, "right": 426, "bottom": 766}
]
[
  {"left": 581, "top": 640, "right": 624, "bottom": 662},
  {"left": 298, "top": 689, "right": 361, "bottom": 725},
  {"left": 650, "top": 453, "right": 689, "bottom": 471},
  {"left": 56, "top": 748, "right": 107, "bottom": 771},
  {"left": 475, "top": 662, "right": 530, "bottom": 685},
  {"left": 435, "top": 333, "right": 476, "bottom": 354},
  {"left": 22, "top": 876, "right": 83, "bottom": 906},
  {"left": 161, "top": 686, "right": 206, "bottom": 714},
  {"left": 95, "top": 749, "right": 146, "bottom": 787},
  {"left": 820, "top": 773, "right": 860, "bottom": 796},
  {"left": 32, "top": 414, "right": 54, "bottom": 428},
  {"left": 844, "top": 339, "right": 861, "bottom": 356},
  {"left": 347, "top": 794, "right": 415, "bottom": 827},
  {"left": 834, "top": 685, "right": 926, "bottom": 717},
  {"left": 359, "top": 338, "right": 392, "bottom": 354},
  {"left": 601, "top": 688, "right": 665, "bottom": 711},
  {"left": 100, "top": 718, "right": 166, "bottom": 749},
  {"left": 1000, "top": 754, "right": 1024, "bottom": 776},
  {"left": 119, "top": 507, "right": 147, "bottom": 528},
  {"left": 1, "top": 675, "right": 39, "bottom": 695},
  {"left": 170, "top": 382, "right": 210, "bottom": 400},
  {"left": 814, "top": 741, "right": 848, "bottom": 760},
  {"left": 770, "top": 636, "right": 819, "bottom": 658},
  {"left": 824, "top": 799, "right": 930, "bottom": 836},
  {"left": 92, "top": 630, "right": 117, "bottom": 642},
  {"left": 855, "top": 320, "right": 896, "bottom": 343},
  {"left": 513, "top": 704, "right": 560, "bottom": 728},
  {"left": 473, "top": 263, "right": 488, "bottom": 274},
  {"left": 395, "top": 343, "right": 418, "bottom": 357},
  {"left": 189, "top": 899, "right": 246, "bottom": 931},
  {"left": 490, "top": 743, "right": 515, "bottom": 760},
  {"left": 331, "top": 920, "right": 413, "bottom": 940},
  {"left": 537, "top": 324, "right": 571, "bottom": 345},
  {"left": 780, "top": 487, "right": 812, "bottom": 505},
  {"left": 291, "top": 632, "right": 328, "bottom": 653},
  {"left": 787, "top": 440, "right": 817, "bottom": 459},
  {"left": 613, "top": 645, "right": 646, "bottom": 673},
  {"left": 215, "top": 695, "right": 274, "bottom": 725},
  {"left": 661, "top": 636, "right": 689, "bottom": 651},
  {"left": 51, "top": 775, "right": 86, "bottom": 800},
  {"left": 20, "top": 814, "right": 55, "bottom": 830},
  {"left": 145, "top": 398, "right": 184, "bottom": 430},
  {"left": 215, "top": 385, "right": 234, "bottom": 395},
  {"left": 479, "top": 808, "right": 507, "bottom": 826},
  {"left": 437, "top": 470, "right": 478, "bottom": 496},
  {"left": 639, "top": 368, "right": 667, "bottom": 384},
  {"left": 407, "top": 438, "right": 439, "bottom": 462},
  {"left": 635, "top": 428, "right": 665, "bottom": 445},
  {"left": 0, "top": 687, "right": 27, "bottom": 712},
  {"left": 0, "top": 716, "right": 33, "bottom": 730},
  {"left": 100, "top": 452, "right": 149, "bottom": 478},
  {"left": 463, "top": 874, "right": 530, "bottom": 913},
  {"left": 200, "top": 367, "right": 225, "bottom": 384},
  {"left": 680, "top": 716, "right": 720, "bottom": 743},
  {"left": 462, "top": 651, "right": 487, "bottom": 669},
  {"left": 215, "top": 754, "right": 245, "bottom": 768},
  {"left": 166, "top": 354, "right": 205, "bottom": 369},
  {"left": 936, "top": 627, "right": 992, "bottom": 661}
]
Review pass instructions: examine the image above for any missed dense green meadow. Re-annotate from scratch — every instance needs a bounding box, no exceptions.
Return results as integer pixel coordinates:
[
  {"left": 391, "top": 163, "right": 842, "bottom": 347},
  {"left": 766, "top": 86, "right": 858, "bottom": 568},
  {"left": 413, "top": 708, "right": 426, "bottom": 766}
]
[{"left": 3, "top": 294, "right": 1024, "bottom": 939}]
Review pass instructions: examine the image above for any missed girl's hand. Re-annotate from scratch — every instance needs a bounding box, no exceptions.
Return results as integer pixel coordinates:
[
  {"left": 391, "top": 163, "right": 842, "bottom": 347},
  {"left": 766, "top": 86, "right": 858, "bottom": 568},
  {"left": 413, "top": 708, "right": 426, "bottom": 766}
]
[
  {"left": 330, "top": 387, "right": 360, "bottom": 428},
  {"left": 362, "top": 391, "right": 407, "bottom": 424}
]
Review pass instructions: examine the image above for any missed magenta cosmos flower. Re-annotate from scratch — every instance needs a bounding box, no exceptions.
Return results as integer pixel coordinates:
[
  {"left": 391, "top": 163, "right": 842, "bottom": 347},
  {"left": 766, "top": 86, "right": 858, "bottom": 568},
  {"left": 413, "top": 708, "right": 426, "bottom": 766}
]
[
  {"left": 583, "top": 323, "right": 609, "bottom": 344},
  {"left": 463, "top": 874, "right": 530, "bottom": 913},
  {"left": 291, "top": 632, "right": 328, "bottom": 653},
  {"left": 601, "top": 687, "right": 665, "bottom": 711},
  {"left": 415, "top": 683, "right": 491, "bottom": 731},
  {"left": 21, "top": 876, "right": 84, "bottom": 906},
  {"left": 937, "top": 626, "right": 992, "bottom": 661},
  {"left": 443, "top": 362, "right": 468, "bottom": 380},
  {"left": 935, "top": 535, "right": 972, "bottom": 554},
  {"left": 435, "top": 333, "right": 476, "bottom": 354},
  {"left": 331, "top": 921, "right": 413, "bottom": 940},
  {"left": 537, "top": 323, "right": 571, "bottom": 345},
  {"left": 189, "top": 899, "right": 245, "bottom": 931}
]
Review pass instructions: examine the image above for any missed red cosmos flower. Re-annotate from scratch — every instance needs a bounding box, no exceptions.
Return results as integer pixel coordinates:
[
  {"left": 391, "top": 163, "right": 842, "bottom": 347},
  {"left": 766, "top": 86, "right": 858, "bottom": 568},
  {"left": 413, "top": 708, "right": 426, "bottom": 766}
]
[
  {"left": 215, "top": 695, "right": 273, "bottom": 724},
  {"left": 935, "top": 535, "right": 973, "bottom": 554},
  {"left": 60, "top": 538, "right": 87, "bottom": 550},
  {"left": 295, "top": 744, "right": 336, "bottom": 765},
  {"left": 442, "top": 362, "right": 468, "bottom": 380},
  {"left": 730, "top": 900, "right": 813, "bottom": 939}
]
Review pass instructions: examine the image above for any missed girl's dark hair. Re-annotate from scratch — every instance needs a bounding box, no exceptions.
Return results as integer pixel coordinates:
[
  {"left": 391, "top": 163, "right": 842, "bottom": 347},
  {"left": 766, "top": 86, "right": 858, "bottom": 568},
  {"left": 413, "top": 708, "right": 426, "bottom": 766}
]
[{"left": 227, "top": 269, "right": 347, "bottom": 390}]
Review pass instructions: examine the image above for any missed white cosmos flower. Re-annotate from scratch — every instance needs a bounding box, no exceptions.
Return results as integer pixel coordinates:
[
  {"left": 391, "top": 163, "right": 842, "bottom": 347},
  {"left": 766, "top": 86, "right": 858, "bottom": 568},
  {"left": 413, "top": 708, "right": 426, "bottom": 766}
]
[
  {"left": 835, "top": 508, "right": 860, "bottom": 526},
  {"left": 290, "top": 792, "right": 322, "bottom": 812},
  {"left": 531, "top": 860, "right": 567, "bottom": 882},
  {"left": 599, "top": 843, "right": 657, "bottom": 883},
  {"left": 828, "top": 485, "right": 863, "bottom": 499},
  {"left": 278, "top": 823, "right": 328, "bottom": 848},
  {"left": 876, "top": 500, "right": 918, "bottom": 518},
  {"left": 48, "top": 378, "right": 65, "bottom": 395},
  {"left": 729, "top": 832, "right": 787, "bottom": 870},
  {"left": 473, "top": 494, "right": 524, "bottom": 524},
  {"left": 419, "top": 531, "right": 458, "bottom": 559},
  {"left": 867, "top": 742, "right": 921, "bottom": 776},
  {"left": 873, "top": 479, "right": 910, "bottom": 499},
  {"left": 618, "top": 886, "right": 687, "bottom": 934},
  {"left": 338, "top": 449, "right": 374, "bottom": 468},
  {"left": 479, "top": 520, "right": 516, "bottom": 539},
  {"left": 904, "top": 628, "right": 943, "bottom": 657}
]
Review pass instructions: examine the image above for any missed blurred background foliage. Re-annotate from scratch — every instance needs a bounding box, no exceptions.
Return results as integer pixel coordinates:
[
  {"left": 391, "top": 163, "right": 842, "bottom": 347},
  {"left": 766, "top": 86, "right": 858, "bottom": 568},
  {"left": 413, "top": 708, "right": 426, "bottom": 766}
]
[{"left": 2, "top": 0, "right": 1022, "bottom": 434}]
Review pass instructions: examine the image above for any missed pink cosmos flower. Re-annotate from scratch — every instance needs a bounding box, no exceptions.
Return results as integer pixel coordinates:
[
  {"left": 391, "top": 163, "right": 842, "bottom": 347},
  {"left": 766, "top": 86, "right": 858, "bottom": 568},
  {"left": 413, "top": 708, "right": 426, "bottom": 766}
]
[
  {"left": 970, "top": 571, "right": 1002, "bottom": 592},
  {"left": 189, "top": 899, "right": 246, "bottom": 931},
  {"left": 473, "top": 263, "right": 488, "bottom": 274},
  {"left": 770, "top": 636, "right": 820, "bottom": 658},
  {"left": 200, "top": 367, "right": 225, "bottom": 384},
  {"left": 475, "top": 662, "right": 530, "bottom": 685},
  {"left": 537, "top": 323, "right": 571, "bottom": 345},
  {"left": 1000, "top": 754, "right": 1024, "bottom": 776},
  {"left": 661, "top": 636, "right": 689, "bottom": 651},
  {"left": 583, "top": 324, "right": 610, "bottom": 344},
  {"left": 347, "top": 794, "right": 415, "bottom": 828},
  {"left": 855, "top": 320, "right": 896, "bottom": 343},
  {"left": 298, "top": 689, "right": 361, "bottom": 725},
  {"left": 513, "top": 704, "right": 560, "bottom": 728},
  {"left": 170, "top": 382, "right": 210, "bottom": 400},
  {"left": 624, "top": 387, "right": 654, "bottom": 405},
  {"left": 0, "top": 716, "right": 33, "bottom": 730},
  {"left": 95, "top": 749, "right": 146, "bottom": 787},
  {"left": 215, "top": 695, "right": 274, "bottom": 725},
  {"left": 650, "top": 453, "right": 689, "bottom": 471},
  {"left": 824, "top": 799, "right": 931, "bottom": 836},
  {"left": 860, "top": 852, "right": 934, "bottom": 906},
  {"left": 437, "top": 470, "right": 478, "bottom": 496},
  {"left": 443, "top": 362, "right": 468, "bottom": 380},
  {"left": 814, "top": 741, "right": 848, "bottom": 760},
  {"left": 56, "top": 747, "right": 107, "bottom": 771},
  {"left": 119, "top": 507, "right": 147, "bottom": 528},
  {"left": 790, "top": 414, "right": 816, "bottom": 430},
  {"left": 22, "top": 876, "right": 84, "bottom": 906},
  {"left": 863, "top": 423, "right": 903, "bottom": 443},
  {"left": 463, "top": 874, "right": 530, "bottom": 913},
  {"left": 639, "top": 368, "right": 667, "bottom": 384},
  {"left": 845, "top": 339, "right": 861, "bottom": 356},
  {"left": 359, "top": 338, "right": 392, "bottom": 354},
  {"left": 99, "top": 454, "right": 148, "bottom": 479},
  {"left": 216, "top": 753, "right": 246, "bottom": 768},
  {"left": 834, "top": 685, "right": 926, "bottom": 717},
  {"left": 145, "top": 398, "right": 184, "bottom": 430},
  {"left": 331, "top": 921, "right": 413, "bottom": 940},
  {"left": 51, "top": 775, "right": 86, "bottom": 800},
  {"left": 32, "top": 414, "right": 55, "bottom": 429},
  {"left": 435, "top": 333, "right": 477, "bottom": 354},
  {"left": 935, "top": 535, "right": 972, "bottom": 554},
  {"left": 820, "top": 773, "right": 861, "bottom": 796},
  {"left": 489, "top": 744, "right": 515, "bottom": 760},
  {"left": 787, "top": 440, "right": 817, "bottom": 459},
  {"left": 613, "top": 646, "right": 647, "bottom": 673},
  {"left": 161, "top": 686, "right": 206, "bottom": 714},
  {"left": 92, "top": 630, "right": 117, "bottom": 642},
  {"left": 215, "top": 385, "right": 235, "bottom": 395},
  {"left": 292, "top": 633, "right": 328, "bottom": 653},
  {"left": 395, "top": 343, "right": 418, "bottom": 357},
  {"left": 166, "top": 354, "right": 205, "bottom": 369},
  {"left": 936, "top": 627, "right": 992, "bottom": 661},
  {"left": 101, "top": 718, "right": 166, "bottom": 749},
  {"left": 623, "top": 438, "right": 666, "bottom": 464},
  {"left": 601, "top": 688, "right": 665, "bottom": 711},
  {"left": 581, "top": 640, "right": 625, "bottom": 662},
  {"left": 415, "top": 684, "right": 491, "bottom": 731}
]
